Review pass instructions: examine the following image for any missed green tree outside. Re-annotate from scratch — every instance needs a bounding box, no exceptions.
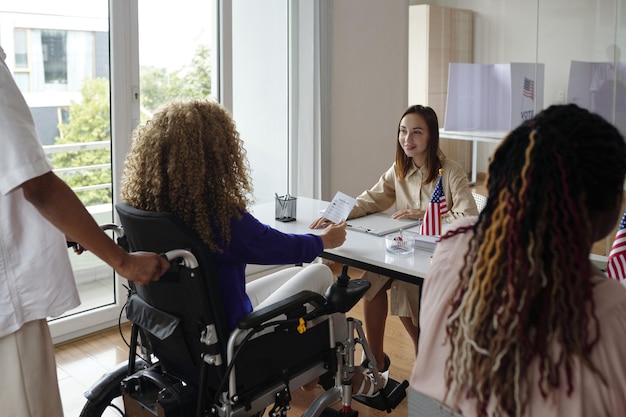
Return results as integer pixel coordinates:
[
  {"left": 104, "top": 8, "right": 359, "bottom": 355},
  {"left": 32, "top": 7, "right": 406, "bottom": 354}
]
[
  {"left": 140, "top": 44, "right": 212, "bottom": 121},
  {"left": 52, "top": 45, "right": 212, "bottom": 206},
  {"left": 51, "top": 77, "right": 112, "bottom": 206}
]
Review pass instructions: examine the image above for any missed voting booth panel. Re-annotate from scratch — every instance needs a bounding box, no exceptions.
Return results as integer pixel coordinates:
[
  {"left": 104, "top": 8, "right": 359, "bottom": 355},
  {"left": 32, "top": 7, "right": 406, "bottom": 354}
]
[
  {"left": 568, "top": 60, "right": 626, "bottom": 137},
  {"left": 444, "top": 62, "right": 545, "bottom": 132}
]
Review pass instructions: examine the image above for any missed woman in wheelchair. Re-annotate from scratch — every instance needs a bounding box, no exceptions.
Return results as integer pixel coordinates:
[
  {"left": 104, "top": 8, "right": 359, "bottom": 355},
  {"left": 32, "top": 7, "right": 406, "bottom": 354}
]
[{"left": 120, "top": 99, "right": 384, "bottom": 398}]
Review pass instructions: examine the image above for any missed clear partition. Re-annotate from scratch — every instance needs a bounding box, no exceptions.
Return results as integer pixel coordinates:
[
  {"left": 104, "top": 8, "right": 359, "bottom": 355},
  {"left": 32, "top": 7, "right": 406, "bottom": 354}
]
[{"left": 410, "top": 0, "right": 626, "bottom": 255}]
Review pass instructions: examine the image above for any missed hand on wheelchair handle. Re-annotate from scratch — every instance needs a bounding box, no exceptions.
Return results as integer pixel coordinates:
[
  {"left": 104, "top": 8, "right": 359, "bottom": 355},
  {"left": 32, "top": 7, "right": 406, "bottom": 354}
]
[
  {"left": 117, "top": 251, "right": 170, "bottom": 285},
  {"left": 66, "top": 240, "right": 86, "bottom": 255}
]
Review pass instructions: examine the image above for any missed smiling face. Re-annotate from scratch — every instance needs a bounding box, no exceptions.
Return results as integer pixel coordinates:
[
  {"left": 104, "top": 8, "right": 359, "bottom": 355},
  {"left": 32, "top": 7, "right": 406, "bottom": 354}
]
[{"left": 398, "top": 112, "right": 429, "bottom": 166}]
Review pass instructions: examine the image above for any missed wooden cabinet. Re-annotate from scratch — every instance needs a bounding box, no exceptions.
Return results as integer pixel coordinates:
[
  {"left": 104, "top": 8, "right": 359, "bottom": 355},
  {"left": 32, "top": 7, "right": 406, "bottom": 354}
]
[{"left": 408, "top": 5, "right": 474, "bottom": 178}]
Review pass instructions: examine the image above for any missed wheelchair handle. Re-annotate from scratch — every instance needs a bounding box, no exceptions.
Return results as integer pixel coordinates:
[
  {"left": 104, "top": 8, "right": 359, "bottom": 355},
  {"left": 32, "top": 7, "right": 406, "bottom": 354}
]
[
  {"left": 100, "top": 223, "right": 124, "bottom": 237},
  {"left": 164, "top": 249, "right": 199, "bottom": 269},
  {"left": 67, "top": 223, "right": 125, "bottom": 251}
]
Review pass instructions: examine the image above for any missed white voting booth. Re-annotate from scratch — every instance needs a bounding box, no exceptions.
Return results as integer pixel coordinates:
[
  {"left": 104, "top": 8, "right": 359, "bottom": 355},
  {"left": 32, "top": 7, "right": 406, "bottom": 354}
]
[
  {"left": 567, "top": 61, "right": 626, "bottom": 136},
  {"left": 444, "top": 63, "right": 545, "bottom": 131}
]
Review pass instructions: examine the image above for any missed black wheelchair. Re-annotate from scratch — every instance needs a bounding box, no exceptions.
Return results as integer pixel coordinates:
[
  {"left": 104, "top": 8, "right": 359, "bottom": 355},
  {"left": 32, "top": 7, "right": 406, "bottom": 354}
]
[{"left": 79, "top": 202, "right": 407, "bottom": 417}]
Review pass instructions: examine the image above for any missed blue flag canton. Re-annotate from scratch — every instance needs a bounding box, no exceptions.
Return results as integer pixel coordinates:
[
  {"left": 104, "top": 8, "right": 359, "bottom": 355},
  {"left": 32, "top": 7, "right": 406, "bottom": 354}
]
[
  {"left": 431, "top": 177, "right": 445, "bottom": 203},
  {"left": 619, "top": 210, "right": 626, "bottom": 231}
]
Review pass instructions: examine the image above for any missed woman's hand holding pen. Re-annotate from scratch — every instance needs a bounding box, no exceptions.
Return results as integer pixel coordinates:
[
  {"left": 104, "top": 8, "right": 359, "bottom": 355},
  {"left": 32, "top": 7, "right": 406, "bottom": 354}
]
[
  {"left": 392, "top": 208, "right": 424, "bottom": 220},
  {"left": 319, "top": 220, "right": 347, "bottom": 249}
]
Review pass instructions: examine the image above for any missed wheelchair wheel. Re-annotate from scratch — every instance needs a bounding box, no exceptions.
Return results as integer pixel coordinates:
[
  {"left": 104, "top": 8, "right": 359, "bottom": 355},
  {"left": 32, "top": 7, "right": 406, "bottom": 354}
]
[{"left": 79, "top": 376, "right": 124, "bottom": 417}]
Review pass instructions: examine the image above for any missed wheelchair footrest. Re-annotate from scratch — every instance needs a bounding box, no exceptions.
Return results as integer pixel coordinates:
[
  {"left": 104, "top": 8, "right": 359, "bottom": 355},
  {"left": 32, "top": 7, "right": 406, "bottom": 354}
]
[
  {"left": 121, "top": 368, "right": 197, "bottom": 417},
  {"left": 352, "top": 378, "right": 409, "bottom": 412}
]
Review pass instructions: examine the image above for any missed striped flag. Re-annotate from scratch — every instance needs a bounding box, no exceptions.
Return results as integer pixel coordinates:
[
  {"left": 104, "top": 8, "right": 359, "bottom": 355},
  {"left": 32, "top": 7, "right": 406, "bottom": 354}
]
[
  {"left": 419, "top": 175, "right": 448, "bottom": 236},
  {"left": 607, "top": 209, "right": 626, "bottom": 280},
  {"left": 523, "top": 77, "right": 535, "bottom": 100}
]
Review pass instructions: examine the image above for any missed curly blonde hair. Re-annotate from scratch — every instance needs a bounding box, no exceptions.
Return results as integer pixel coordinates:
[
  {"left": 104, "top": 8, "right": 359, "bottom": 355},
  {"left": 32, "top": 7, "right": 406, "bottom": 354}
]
[{"left": 121, "top": 99, "right": 253, "bottom": 252}]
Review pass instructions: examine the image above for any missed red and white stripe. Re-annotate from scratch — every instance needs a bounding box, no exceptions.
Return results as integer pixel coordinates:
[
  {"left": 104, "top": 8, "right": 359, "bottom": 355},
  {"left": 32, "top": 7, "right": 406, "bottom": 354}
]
[
  {"left": 608, "top": 228, "right": 626, "bottom": 280},
  {"left": 420, "top": 201, "right": 443, "bottom": 236}
]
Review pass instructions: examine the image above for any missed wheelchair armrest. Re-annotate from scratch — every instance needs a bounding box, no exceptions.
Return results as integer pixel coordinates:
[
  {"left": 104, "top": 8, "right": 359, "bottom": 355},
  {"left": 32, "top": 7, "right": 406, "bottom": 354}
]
[{"left": 237, "top": 290, "right": 327, "bottom": 330}]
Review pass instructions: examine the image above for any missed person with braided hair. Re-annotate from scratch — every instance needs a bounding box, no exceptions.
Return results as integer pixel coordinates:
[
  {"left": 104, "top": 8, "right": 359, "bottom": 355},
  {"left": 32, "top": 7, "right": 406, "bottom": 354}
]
[{"left": 410, "top": 103, "right": 626, "bottom": 417}]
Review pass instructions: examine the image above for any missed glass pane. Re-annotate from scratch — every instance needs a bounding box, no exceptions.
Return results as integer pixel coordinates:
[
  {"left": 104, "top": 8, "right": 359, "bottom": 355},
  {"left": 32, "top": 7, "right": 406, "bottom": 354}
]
[
  {"left": 416, "top": 0, "right": 625, "bottom": 255},
  {"left": 138, "top": 0, "right": 217, "bottom": 122},
  {"left": 0, "top": 1, "right": 115, "bottom": 317},
  {"left": 41, "top": 30, "right": 68, "bottom": 84},
  {"left": 538, "top": 0, "right": 623, "bottom": 133},
  {"left": 232, "top": 0, "right": 288, "bottom": 203},
  {"left": 14, "top": 28, "right": 28, "bottom": 68},
  {"left": 13, "top": 72, "right": 30, "bottom": 91}
]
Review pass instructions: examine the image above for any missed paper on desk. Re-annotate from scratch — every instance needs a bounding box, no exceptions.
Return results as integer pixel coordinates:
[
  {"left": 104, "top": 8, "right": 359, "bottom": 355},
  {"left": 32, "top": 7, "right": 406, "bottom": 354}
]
[{"left": 322, "top": 191, "right": 356, "bottom": 223}]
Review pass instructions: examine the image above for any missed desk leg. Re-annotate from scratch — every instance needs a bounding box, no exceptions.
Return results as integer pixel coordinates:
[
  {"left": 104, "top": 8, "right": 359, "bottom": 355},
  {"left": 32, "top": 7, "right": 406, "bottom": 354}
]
[
  {"left": 416, "top": 282, "right": 422, "bottom": 351},
  {"left": 471, "top": 140, "right": 478, "bottom": 184}
]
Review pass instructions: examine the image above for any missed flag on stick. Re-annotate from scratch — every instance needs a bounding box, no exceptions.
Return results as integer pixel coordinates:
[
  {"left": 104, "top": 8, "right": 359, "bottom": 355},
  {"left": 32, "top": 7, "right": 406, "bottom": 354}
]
[
  {"left": 607, "top": 209, "right": 626, "bottom": 280},
  {"left": 419, "top": 170, "right": 448, "bottom": 236}
]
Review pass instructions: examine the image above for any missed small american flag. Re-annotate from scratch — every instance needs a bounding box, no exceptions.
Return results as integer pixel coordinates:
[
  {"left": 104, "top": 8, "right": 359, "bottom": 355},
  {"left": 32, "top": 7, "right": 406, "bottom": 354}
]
[
  {"left": 607, "top": 209, "right": 626, "bottom": 280},
  {"left": 419, "top": 175, "right": 448, "bottom": 236},
  {"left": 523, "top": 77, "right": 535, "bottom": 100}
]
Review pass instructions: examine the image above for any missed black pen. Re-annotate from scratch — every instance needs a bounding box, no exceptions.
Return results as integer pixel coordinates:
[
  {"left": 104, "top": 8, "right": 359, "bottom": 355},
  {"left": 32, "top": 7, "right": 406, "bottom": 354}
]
[{"left": 346, "top": 224, "right": 372, "bottom": 233}]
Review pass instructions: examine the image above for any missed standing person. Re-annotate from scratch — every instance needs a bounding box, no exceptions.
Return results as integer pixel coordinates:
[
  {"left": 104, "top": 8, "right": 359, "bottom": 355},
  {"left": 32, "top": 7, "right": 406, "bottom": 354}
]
[
  {"left": 411, "top": 104, "right": 626, "bottom": 416},
  {"left": 120, "top": 99, "right": 386, "bottom": 397},
  {"left": 310, "top": 104, "right": 477, "bottom": 377},
  {"left": 0, "top": 45, "right": 170, "bottom": 417}
]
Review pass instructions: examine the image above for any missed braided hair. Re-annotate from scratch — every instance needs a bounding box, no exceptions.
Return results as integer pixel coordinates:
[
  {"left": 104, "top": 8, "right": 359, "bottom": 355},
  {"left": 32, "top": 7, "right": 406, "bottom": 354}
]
[{"left": 443, "top": 104, "right": 626, "bottom": 417}]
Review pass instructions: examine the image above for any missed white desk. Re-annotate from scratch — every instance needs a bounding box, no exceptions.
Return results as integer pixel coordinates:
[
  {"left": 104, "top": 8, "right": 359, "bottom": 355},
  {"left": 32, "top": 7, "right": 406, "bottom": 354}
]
[
  {"left": 253, "top": 198, "right": 626, "bottom": 302},
  {"left": 251, "top": 197, "right": 431, "bottom": 287}
]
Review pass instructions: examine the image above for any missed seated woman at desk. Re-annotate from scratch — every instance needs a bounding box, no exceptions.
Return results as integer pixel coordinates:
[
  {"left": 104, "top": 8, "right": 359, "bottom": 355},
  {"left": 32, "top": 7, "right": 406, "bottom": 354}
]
[
  {"left": 311, "top": 104, "right": 477, "bottom": 377},
  {"left": 120, "top": 99, "right": 385, "bottom": 397},
  {"left": 411, "top": 104, "right": 626, "bottom": 416}
]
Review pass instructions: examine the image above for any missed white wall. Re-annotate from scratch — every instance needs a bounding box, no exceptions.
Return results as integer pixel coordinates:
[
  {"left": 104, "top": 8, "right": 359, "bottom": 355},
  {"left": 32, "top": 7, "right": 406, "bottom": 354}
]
[{"left": 323, "top": 0, "right": 409, "bottom": 201}]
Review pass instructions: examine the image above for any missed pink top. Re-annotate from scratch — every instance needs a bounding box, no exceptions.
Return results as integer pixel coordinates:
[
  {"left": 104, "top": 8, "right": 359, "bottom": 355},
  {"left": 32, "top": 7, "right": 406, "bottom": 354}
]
[{"left": 411, "top": 216, "right": 626, "bottom": 417}]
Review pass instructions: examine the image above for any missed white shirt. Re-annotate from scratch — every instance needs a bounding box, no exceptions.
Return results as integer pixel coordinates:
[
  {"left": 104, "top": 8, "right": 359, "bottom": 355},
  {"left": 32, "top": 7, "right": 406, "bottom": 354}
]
[{"left": 0, "top": 45, "right": 79, "bottom": 338}]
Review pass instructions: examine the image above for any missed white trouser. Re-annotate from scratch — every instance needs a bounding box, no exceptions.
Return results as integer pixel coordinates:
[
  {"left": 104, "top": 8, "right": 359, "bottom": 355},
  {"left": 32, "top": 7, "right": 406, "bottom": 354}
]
[
  {"left": 246, "top": 263, "right": 334, "bottom": 310},
  {"left": 0, "top": 319, "right": 63, "bottom": 417}
]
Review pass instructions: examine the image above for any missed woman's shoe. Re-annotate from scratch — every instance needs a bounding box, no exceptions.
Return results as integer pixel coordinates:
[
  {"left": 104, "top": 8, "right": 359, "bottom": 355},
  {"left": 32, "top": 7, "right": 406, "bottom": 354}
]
[{"left": 353, "top": 371, "right": 388, "bottom": 398}]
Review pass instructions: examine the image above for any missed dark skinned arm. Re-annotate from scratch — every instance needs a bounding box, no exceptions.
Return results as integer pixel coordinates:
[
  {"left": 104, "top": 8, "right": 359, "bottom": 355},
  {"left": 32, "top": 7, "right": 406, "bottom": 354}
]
[{"left": 21, "top": 171, "right": 169, "bottom": 285}]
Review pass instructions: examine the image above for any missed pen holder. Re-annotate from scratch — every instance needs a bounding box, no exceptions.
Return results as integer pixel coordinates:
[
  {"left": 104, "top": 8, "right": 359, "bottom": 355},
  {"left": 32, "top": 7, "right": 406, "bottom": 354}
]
[{"left": 275, "top": 195, "right": 297, "bottom": 222}]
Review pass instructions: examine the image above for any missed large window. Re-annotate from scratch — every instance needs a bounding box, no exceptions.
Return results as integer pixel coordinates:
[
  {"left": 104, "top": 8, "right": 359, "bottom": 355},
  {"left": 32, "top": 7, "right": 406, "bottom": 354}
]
[
  {"left": 138, "top": 0, "right": 217, "bottom": 121},
  {"left": 1, "top": 0, "right": 308, "bottom": 341},
  {"left": 232, "top": 0, "right": 289, "bottom": 203},
  {"left": 1, "top": 1, "right": 115, "bottom": 341},
  {"left": 0, "top": 0, "right": 219, "bottom": 342}
]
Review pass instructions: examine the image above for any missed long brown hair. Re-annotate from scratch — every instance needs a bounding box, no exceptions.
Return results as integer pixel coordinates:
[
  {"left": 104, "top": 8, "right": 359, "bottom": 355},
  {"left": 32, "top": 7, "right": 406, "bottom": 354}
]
[{"left": 394, "top": 104, "right": 443, "bottom": 183}]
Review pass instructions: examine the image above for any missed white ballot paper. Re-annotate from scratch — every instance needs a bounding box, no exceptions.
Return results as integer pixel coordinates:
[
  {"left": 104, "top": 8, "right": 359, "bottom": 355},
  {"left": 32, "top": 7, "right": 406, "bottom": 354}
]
[{"left": 322, "top": 191, "right": 356, "bottom": 223}]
